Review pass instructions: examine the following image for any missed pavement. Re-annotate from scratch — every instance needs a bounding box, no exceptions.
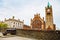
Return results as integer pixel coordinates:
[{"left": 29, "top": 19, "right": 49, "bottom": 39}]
[
  {"left": 0, "top": 32, "right": 3, "bottom": 37},
  {"left": 0, "top": 36, "right": 36, "bottom": 40},
  {"left": 0, "top": 32, "right": 36, "bottom": 40}
]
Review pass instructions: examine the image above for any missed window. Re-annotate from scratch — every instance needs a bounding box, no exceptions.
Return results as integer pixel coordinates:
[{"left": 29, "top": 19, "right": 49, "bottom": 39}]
[
  {"left": 14, "top": 22, "right": 15, "bottom": 24},
  {"left": 47, "top": 13, "right": 50, "bottom": 15},
  {"left": 16, "top": 23, "right": 17, "bottom": 25},
  {"left": 13, "top": 25, "right": 15, "bottom": 28},
  {"left": 18, "top": 23, "right": 19, "bottom": 25}
]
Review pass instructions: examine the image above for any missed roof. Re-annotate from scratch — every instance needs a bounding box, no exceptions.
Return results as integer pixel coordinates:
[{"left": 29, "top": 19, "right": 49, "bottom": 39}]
[
  {"left": 5, "top": 18, "right": 23, "bottom": 23},
  {"left": 23, "top": 25, "right": 31, "bottom": 29},
  {"left": 23, "top": 25, "right": 30, "bottom": 28}
]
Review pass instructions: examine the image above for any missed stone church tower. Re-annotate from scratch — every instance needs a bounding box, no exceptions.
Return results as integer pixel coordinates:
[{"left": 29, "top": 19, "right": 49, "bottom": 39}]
[{"left": 45, "top": 2, "right": 56, "bottom": 30}]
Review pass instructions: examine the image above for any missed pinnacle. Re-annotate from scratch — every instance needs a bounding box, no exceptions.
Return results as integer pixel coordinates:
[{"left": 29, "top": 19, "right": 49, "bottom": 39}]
[{"left": 47, "top": 2, "right": 51, "bottom": 8}]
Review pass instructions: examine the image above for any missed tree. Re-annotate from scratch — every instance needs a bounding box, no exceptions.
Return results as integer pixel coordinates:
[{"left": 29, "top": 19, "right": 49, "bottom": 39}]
[{"left": 0, "top": 23, "right": 8, "bottom": 28}]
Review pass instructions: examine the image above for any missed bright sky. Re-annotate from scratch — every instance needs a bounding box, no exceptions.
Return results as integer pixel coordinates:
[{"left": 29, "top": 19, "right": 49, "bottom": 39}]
[{"left": 0, "top": 0, "right": 60, "bottom": 30}]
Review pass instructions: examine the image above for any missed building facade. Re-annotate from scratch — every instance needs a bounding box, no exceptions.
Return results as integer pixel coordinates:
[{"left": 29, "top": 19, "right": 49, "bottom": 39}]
[
  {"left": 30, "top": 13, "right": 45, "bottom": 30},
  {"left": 4, "top": 16, "right": 24, "bottom": 29}
]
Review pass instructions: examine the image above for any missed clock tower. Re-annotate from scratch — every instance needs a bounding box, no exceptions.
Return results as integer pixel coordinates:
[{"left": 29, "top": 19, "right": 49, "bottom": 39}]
[{"left": 45, "top": 2, "right": 56, "bottom": 30}]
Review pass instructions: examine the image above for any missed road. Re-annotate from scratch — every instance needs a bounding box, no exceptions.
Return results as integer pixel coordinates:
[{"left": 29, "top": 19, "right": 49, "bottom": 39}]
[
  {"left": 0, "top": 36, "right": 36, "bottom": 40},
  {"left": 0, "top": 32, "right": 36, "bottom": 40}
]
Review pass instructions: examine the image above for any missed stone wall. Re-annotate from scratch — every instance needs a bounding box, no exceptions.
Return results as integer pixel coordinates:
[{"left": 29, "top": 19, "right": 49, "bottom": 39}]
[
  {"left": 0, "top": 28, "right": 60, "bottom": 40},
  {"left": 0, "top": 28, "right": 7, "bottom": 32},
  {"left": 16, "top": 29, "right": 60, "bottom": 40}
]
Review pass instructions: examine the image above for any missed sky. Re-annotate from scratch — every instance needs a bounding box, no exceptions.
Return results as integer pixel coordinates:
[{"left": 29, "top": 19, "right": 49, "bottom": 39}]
[{"left": 0, "top": 0, "right": 60, "bottom": 30}]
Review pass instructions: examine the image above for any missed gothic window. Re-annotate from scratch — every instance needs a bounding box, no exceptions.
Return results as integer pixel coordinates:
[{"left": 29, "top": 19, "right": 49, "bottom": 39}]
[{"left": 32, "top": 20, "right": 42, "bottom": 28}]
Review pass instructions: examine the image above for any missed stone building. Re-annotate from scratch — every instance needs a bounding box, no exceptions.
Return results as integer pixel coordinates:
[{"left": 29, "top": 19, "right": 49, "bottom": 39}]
[
  {"left": 30, "top": 13, "right": 45, "bottom": 30},
  {"left": 4, "top": 16, "right": 24, "bottom": 29},
  {"left": 45, "top": 2, "right": 56, "bottom": 30},
  {"left": 30, "top": 2, "right": 56, "bottom": 30}
]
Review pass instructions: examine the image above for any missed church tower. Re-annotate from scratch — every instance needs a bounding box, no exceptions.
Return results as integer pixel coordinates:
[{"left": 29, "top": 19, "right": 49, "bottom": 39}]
[{"left": 45, "top": 2, "right": 56, "bottom": 30}]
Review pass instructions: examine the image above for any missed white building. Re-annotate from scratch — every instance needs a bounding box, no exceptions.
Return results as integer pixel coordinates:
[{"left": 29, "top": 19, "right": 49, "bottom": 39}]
[{"left": 4, "top": 16, "right": 24, "bottom": 29}]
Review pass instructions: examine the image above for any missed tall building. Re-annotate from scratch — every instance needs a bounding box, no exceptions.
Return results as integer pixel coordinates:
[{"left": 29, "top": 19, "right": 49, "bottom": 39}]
[
  {"left": 4, "top": 16, "right": 24, "bottom": 29},
  {"left": 30, "top": 13, "right": 45, "bottom": 30},
  {"left": 45, "top": 2, "right": 56, "bottom": 30}
]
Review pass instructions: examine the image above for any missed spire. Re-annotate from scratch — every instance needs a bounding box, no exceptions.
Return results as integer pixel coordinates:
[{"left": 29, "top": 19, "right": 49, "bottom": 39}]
[
  {"left": 47, "top": 2, "right": 50, "bottom": 8},
  {"left": 12, "top": 16, "right": 15, "bottom": 19}
]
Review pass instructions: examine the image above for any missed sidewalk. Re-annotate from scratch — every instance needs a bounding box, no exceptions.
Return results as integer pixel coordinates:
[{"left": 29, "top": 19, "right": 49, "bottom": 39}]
[
  {"left": 0, "top": 32, "right": 3, "bottom": 37},
  {"left": 0, "top": 36, "right": 36, "bottom": 40},
  {"left": 0, "top": 32, "right": 36, "bottom": 40}
]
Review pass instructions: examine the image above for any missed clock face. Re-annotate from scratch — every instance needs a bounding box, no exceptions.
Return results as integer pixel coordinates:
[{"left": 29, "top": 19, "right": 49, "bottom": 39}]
[{"left": 47, "top": 9, "right": 50, "bottom": 12}]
